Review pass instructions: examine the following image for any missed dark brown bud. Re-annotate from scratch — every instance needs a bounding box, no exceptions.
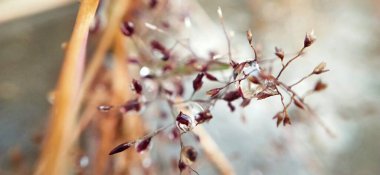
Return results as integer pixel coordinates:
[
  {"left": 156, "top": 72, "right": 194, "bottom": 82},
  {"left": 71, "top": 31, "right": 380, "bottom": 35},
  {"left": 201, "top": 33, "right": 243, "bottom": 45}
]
[
  {"left": 314, "top": 80, "right": 327, "bottom": 92},
  {"left": 283, "top": 114, "right": 291, "bottom": 126},
  {"left": 149, "top": 0, "right": 158, "bottom": 9},
  {"left": 240, "top": 99, "right": 251, "bottom": 107},
  {"left": 195, "top": 110, "right": 213, "bottom": 124},
  {"left": 181, "top": 146, "right": 198, "bottom": 165},
  {"left": 132, "top": 79, "right": 142, "bottom": 95},
  {"left": 169, "top": 127, "right": 180, "bottom": 140},
  {"left": 233, "top": 62, "right": 246, "bottom": 79},
  {"left": 247, "top": 75, "right": 260, "bottom": 84},
  {"left": 227, "top": 102, "right": 235, "bottom": 112},
  {"left": 151, "top": 40, "right": 170, "bottom": 61},
  {"left": 275, "top": 47, "right": 284, "bottom": 60},
  {"left": 109, "top": 142, "right": 133, "bottom": 155},
  {"left": 178, "top": 160, "right": 186, "bottom": 172},
  {"left": 293, "top": 98, "right": 304, "bottom": 109},
  {"left": 192, "top": 73, "right": 204, "bottom": 92},
  {"left": 274, "top": 113, "right": 283, "bottom": 127},
  {"left": 206, "top": 88, "right": 222, "bottom": 97},
  {"left": 136, "top": 137, "right": 152, "bottom": 153},
  {"left": 256, "top": 90, "right": 277, "bottom": 100},
  {"left": 223, "top": 90, "right": 242, "bottom": 102},
  {"left": 204, "top": 72, "right": 218, "bottom": 81},
  {"left": 121, "top": 21, "right": 134, "bottom": 37},
  {"left": 304, "top": 30, "right": 316, "bottom": 48},
  {"left": 120, "top": 99, "right": 141, "bottom": 113}
]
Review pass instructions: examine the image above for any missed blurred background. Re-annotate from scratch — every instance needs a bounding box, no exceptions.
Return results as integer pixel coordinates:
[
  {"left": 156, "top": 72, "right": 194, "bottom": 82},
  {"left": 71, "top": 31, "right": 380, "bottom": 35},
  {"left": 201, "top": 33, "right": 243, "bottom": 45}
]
[{"left": 1, "top": 0, "right": 380, "bottom": 174}]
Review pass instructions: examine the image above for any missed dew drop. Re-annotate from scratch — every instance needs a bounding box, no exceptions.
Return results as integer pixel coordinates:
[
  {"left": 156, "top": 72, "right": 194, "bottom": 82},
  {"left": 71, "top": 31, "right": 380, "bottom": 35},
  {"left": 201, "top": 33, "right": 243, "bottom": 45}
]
[
  {"left": 140, "top": 66, "right": 151, "bottom": 77},
  {"left": 185, "top": 101, "right": 204, "bottom": 114},
  {"left": 97, "top": 105, "right": 113, "bottom": 112},
  {"left": 79, "top": 156, "right": 89, "bottom": 168},
  {"left": 176, "top": 112, "right": 196, "bottom": 132},
  {"left": 238, "top": 62, "right": 261, "bottom": 99},
  {"left": 174, "top": 102, "right": 204, "bottom": 132},
  {"left": 184, "top": 17, "right": 192, "bottom": 28}
]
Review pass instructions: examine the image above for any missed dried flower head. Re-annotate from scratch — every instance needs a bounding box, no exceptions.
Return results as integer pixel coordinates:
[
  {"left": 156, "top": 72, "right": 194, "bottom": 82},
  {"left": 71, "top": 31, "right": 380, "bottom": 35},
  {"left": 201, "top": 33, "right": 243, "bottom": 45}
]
[
  {"left": 223, "top": 90, "right": 242, "bottom": 102},
  {"left": 274, "top": 113, "right": 284, "bottom": 127},
  {"left": 204, "top": 72, "right": 218, "bottom": 81},
  {"left": 314, "top": 80, "right": 327, "bottom": 92},
  {"left": 149, "top": 0, "right": 158, "bottom": 9},
  {"left": 151, "top": 40, "right": 170, "bottom": 61},
  {"left": 136, "top": 137, "right": 152, "bottom": 153},
  {"left": 206, "top": 88, "right": 222, "bottom": 97},
  {"left": 246, "top": 29, "right": 253, "bottom": 44},
  {"left": 283, "top": 113, "right": 292, "bottom": 126},
  {"left": 247, "top": 75, "right": 260, "bottom": 84},
  {"left": 195, "top": 110, "right": 213, "bottom": 124},
  {"left": 178, "top": 160, "right": 186, "bottom": 172},
  {"left": 181, "top": 146, "right": 198, "bottom": 165},
  {"left": 192, "top": 73, "right": 204, "bottom": 92},
  {"left": 109, "top": 142, "right": 134, "bottom": 155},
  {"left": 304, "top": 30, "right": 316, "bottom": 47},
  {"left": 132, "top": 79, "right": 143, "bottom": 95},
  {"left": 313, "top": 62, "right": 327, "bottom": 74},
  {"left": 275, "top": 47, "right": 284, "bottom": 60},
  {"left": 293, "top": 98, "right": 304, "bottom": 109}
]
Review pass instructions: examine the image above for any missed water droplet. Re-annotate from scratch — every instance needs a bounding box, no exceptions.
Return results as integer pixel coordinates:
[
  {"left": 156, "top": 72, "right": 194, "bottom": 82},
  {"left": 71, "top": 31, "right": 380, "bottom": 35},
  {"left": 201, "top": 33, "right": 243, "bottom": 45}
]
[
  {"left": 97, "top": 105, "right": 113, "bottom": 112},
  {"left": 184, "top": 17, "right": 192, "bottom": 28},
  {"left": 174, "top": 102, "right": 204, "bottom": 132},
  {"left": 176, "top": 112, "right": 196, "bottom": 132},
  {"left": 140, "top": 66, "right": 151, "bottom": 77},
  {"left": 238, "top": 62, "right": 261, "bottom": 99},
  {"left": 79, "top": 156, "right": 89, "bottom": 168}
]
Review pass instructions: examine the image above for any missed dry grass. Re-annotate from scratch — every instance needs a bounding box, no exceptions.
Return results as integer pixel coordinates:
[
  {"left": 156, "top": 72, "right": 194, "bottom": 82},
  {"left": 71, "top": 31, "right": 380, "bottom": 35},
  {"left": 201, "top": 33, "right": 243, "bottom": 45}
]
[{"left": 35, "top": 0, "right": 100, "bottom": 174}]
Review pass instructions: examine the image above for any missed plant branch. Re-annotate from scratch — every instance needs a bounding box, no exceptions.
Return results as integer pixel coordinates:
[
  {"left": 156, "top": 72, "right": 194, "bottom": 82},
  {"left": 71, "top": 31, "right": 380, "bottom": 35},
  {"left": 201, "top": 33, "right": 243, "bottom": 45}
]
[
  {"left": 35, "top": 1, "right": 100, "bottom": 174},
  {"left": 276, "top": 47, "right": 305, "bottom": 79}
]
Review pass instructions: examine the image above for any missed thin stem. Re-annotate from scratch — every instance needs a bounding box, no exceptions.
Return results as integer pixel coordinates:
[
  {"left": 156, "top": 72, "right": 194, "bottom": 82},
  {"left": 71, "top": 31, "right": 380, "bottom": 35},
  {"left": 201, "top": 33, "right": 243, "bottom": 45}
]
[
  {"left": 249, "top": 41, "right": 258, "bottom": 62},
  {"left": 302, "top": 90, "right": 314, "bottom": 99},
  {"left": 189, "top": 166, "right": 200, "bottom": 175},
  {"left": 276, "top": 87, "right": 286, "bottom": 111},
  {"left": 174, "top": 99, "right": 215, "bottom": 105},
  {"left": 275, "top": 79, "right": 335, "bottom": 137},
  {"left": 217, "top": 7, "right": 234, "bottom": 65},
  {"left": 276, "top": 47, "right": 305, "bottom": 79},
  {"left": 289, "top": 73, "right": 313, "bottom": 88},
  {"left": 144, "top": 22, "right": 199, "bottom": 58}
]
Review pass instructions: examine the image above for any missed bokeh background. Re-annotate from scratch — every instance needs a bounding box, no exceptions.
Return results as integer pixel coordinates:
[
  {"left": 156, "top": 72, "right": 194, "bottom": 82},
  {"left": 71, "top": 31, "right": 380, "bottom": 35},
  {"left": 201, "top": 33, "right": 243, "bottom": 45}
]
[{"left": 1, "top": 0, "right": 380, "bottom": 174}]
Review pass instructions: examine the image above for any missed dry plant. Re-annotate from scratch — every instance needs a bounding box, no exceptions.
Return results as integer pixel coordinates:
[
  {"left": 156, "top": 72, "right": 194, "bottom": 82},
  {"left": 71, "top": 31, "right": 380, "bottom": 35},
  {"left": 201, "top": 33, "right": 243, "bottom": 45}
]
[{"left": 35, "top": 0, "right": 330, "bottom": 175}]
